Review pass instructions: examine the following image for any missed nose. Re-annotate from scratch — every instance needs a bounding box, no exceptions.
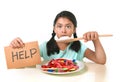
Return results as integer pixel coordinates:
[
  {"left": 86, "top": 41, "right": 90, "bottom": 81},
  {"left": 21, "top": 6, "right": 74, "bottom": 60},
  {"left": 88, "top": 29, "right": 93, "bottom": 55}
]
[{"left": 62, "top": 27, "right": 66, "bottom": 33}]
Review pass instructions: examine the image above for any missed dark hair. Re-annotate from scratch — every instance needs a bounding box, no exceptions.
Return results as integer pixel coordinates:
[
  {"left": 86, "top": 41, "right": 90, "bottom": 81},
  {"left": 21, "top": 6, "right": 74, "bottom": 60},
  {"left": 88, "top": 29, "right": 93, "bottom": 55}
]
[
  {"left": 53, "top": 11, "right": 77, "bottom": 27},
  {"left": 47, "top": 10, "right": 81, "bottom": 56}
]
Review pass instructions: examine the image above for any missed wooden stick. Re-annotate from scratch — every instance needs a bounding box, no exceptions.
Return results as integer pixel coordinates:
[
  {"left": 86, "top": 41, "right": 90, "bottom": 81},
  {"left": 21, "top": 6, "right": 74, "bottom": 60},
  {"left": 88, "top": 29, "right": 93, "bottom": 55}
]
[
  {"left": 56, "top": 34, "right": 113, "bottom": 43},
  {"left": 98, "top": 34, "right": 113, "bottom": 37}
]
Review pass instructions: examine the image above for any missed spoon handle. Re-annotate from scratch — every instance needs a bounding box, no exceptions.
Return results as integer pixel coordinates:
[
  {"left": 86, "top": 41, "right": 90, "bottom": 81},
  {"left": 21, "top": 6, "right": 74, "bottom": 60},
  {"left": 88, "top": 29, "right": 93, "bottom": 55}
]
[{"left": 57, "top": 34, "right": 113, "bottom": 43}]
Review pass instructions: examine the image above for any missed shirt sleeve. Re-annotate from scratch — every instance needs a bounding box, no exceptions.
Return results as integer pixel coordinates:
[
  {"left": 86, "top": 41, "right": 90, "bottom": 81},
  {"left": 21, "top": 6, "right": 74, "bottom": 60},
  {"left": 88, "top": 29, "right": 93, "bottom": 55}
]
[
  {"left": 81, "top": 42, "right": 87, "bottom": 55},
  {"left": 77, "top": 41, "right": 88, "bottom": 60},
  {"left": 39, "top": 42, "right": 47, "bottom": 57}
]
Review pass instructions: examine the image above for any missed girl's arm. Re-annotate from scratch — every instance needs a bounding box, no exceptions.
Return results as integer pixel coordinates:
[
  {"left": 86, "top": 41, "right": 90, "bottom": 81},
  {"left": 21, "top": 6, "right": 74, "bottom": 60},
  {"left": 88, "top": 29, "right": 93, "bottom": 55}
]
[{"left": 84, "top": 31, "right": 106, "bottom": 64}]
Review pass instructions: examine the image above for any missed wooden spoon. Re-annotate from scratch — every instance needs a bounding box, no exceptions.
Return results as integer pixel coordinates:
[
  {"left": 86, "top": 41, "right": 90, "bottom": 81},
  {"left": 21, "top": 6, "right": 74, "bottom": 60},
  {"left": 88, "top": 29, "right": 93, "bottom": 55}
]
[{"left": 56, "top": 34, "right": 113, "bottom": 43}]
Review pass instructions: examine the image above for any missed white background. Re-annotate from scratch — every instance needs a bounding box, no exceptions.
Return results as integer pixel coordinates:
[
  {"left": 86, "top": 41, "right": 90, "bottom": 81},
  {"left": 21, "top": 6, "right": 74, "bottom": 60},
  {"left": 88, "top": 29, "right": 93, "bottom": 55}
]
[{"left": 0, "top": 0, "right": 120, "bottom": 81}]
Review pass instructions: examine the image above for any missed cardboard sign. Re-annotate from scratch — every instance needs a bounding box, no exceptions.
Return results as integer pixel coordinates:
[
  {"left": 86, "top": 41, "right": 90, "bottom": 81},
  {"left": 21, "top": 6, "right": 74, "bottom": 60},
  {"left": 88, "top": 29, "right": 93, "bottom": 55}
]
[{"left": 4, "top": 41, "right": 41, "bottom": 69}]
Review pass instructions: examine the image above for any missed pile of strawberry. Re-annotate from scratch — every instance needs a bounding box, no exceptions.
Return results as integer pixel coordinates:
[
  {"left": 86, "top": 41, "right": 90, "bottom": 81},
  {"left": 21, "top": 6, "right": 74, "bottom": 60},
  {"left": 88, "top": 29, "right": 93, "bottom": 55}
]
[{"left": 41, "top": 58, "right": 79, "bottom": 72}]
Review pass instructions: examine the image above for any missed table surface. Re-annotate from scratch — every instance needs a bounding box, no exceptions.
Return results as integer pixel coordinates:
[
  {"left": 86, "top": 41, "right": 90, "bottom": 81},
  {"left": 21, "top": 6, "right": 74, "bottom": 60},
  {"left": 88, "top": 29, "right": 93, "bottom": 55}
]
[{"left": 0, "top": 61, "right": 118, "bottom": 82}]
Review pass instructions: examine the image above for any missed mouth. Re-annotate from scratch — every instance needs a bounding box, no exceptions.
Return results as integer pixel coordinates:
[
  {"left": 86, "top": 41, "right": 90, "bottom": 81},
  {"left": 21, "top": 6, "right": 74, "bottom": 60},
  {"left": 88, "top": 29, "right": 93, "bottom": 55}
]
[
  {"left": 55, "top": 35, "right": 72, "bottom": 41},
  {"left": 59, "top": 36, "right": 71, "bottom": 40}
]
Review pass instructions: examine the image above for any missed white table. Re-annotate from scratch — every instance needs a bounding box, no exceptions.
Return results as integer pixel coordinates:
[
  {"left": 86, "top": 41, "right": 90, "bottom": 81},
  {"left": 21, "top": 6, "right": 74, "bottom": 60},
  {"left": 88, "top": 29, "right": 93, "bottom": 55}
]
[{"left": 0, "top": 62, "right": 115, "bottom": 82}]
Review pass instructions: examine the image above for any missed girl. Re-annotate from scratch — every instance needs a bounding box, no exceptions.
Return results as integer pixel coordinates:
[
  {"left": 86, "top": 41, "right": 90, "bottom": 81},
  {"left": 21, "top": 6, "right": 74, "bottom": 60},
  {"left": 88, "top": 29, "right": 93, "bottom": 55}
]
[{"left": 9, "top": 11, "right": 106, "bottom": 64}]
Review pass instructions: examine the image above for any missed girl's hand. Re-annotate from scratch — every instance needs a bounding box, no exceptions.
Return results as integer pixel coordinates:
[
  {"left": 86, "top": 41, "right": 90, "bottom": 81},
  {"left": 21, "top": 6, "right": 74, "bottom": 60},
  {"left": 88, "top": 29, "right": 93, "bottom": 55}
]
[
  {"left": 83, "top": 31, "right": 99, "bottom": 42},
  {"left": 9, "top": 37, "right": 24, "bottom": 48}
]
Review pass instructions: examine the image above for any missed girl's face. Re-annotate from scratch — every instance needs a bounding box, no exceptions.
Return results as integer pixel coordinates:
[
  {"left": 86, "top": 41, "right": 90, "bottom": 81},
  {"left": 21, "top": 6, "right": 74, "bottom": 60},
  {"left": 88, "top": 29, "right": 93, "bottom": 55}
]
[{"left": 54, "top": 17, "right": 76, "bottom": 38}]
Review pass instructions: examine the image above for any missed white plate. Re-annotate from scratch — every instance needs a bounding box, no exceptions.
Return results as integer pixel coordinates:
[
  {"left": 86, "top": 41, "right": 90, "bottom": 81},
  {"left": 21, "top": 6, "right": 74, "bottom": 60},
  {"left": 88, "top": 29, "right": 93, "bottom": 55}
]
[{"left": 39, "top": 60, "right": 85, "bottom": 74}]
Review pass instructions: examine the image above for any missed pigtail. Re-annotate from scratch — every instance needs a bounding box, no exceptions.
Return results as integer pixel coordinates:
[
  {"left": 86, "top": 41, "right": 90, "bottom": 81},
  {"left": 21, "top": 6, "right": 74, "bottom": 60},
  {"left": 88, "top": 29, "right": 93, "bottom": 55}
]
[
  {"left": 70, "top": 33, "right": 81, "bottom": 52},
  {"left": 47, "top": 31, "right": 59, "bottom": 56}
]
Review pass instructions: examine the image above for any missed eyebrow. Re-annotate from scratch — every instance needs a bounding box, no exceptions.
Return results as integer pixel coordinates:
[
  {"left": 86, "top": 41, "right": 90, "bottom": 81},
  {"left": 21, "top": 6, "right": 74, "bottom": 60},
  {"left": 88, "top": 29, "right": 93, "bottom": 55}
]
[
  {"left": 66, "top": 23, "right": 72, "bottom": 26},
  {"left": 56, "top": 23, "right": 72, "bottom": 26}
]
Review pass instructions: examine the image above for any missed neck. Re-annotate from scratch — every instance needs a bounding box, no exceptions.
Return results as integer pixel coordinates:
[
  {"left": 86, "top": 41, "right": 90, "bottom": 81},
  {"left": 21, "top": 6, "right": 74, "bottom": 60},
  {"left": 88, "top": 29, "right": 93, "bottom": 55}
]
[{"left": 57, "top": 42, "right": 69, "bottom": 50}]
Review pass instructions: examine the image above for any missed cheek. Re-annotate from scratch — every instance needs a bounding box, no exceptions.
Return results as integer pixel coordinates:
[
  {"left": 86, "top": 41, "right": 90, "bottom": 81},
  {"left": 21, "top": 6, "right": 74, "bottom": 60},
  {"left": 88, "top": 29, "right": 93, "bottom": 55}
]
[
  {"left": 54, "top": 30, "right": 61, "bottom": 37},
  {"left": 54, "top": 28, "right": 58, "bottom": 34},
  {"left": 68, "top": 30, "right": 74, "bottom": 34},
  {"left": 55, "top": 29, "right": 60, "bottom": 34}
]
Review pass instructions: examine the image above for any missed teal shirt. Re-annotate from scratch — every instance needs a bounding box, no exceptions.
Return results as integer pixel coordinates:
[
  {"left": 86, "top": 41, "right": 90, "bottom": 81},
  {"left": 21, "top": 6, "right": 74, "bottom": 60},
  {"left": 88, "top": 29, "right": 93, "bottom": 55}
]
[{"left": 39, "top": 41, "right": 87, "bottom": 61}]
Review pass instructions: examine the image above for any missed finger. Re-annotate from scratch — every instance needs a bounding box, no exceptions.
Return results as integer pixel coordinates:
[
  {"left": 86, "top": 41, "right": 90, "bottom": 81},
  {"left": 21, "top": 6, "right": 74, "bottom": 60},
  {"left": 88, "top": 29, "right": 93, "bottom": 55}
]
[
  {"left": 83, "top": 34, "right": 87, "bottom": 40},
  {"left": 83, "top": 34, "right": 88, "bottom": 42},
  {"left": 15, "top": 40, "right": 22, "bottom": 48},
  {"left": 86, "top": 33, "right": 91, "bottom": 41},
  {"left": 90, "top": 32, "right": 95, "bottom": 40},
  {"left": 9, "top": 42, "right": 14, "bottom": 48},
  {"left": 93, "top": 32, "right": 98, "bottom": 40},
  {"left": 9, "top": 41, "right": 18, "bottom": 48},
  {"left": 15, "top": 37, "right": 24, "bottom": 47}
]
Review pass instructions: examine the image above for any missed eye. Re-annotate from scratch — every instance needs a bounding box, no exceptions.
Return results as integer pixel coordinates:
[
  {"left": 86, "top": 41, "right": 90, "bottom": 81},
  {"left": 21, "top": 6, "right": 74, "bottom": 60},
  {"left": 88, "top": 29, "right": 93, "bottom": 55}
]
[
  {"left": 57, "top": 25, "right": 62, "bottom": 28},
  {"left": 66, "top": 25, "right": 71, "bottom": 29}
]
